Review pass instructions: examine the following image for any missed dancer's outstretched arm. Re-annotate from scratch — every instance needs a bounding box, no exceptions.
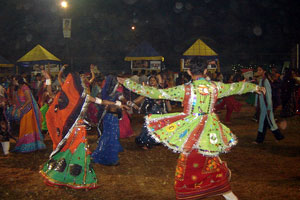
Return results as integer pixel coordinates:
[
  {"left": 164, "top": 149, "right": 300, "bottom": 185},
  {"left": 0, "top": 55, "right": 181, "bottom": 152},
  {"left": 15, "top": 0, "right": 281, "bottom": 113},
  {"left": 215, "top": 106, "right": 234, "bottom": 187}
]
[
  {"left": 215, "top": 81, "right": 265, "bottom": 98},
  {"left": 87, "top": 95, "right": 129, "bottom": 110},
  {"left": 117, "top": 77, "right": 185, "bottom": 102}
]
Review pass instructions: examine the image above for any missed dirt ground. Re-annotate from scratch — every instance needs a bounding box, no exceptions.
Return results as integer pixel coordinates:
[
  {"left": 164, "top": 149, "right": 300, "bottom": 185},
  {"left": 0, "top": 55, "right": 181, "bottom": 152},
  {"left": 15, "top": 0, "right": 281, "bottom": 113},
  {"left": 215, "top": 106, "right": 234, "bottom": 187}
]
[{"left": 0, "top": 97, "right": 300, "bottom": 200}]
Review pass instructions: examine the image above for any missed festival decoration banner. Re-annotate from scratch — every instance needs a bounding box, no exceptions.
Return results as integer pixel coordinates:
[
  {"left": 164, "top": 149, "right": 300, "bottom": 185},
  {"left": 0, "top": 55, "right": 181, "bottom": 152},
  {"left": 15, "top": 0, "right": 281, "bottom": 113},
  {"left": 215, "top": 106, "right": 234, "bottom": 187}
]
[{"left": 63, "top": 18, "right": 72, "bottom": 38}]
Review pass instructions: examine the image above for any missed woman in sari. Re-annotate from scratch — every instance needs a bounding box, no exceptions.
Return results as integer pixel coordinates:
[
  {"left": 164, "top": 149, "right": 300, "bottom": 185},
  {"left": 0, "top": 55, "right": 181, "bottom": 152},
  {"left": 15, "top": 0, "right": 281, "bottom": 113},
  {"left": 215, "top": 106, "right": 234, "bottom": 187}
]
[
  {"left": 37, "top": 77, "right": 51, "bottom": 134},
  {"left": 92, "top": 75, "right": 124, "bottom": 166},
  {"left": 40, "top": 72, "right": 98, "bottom": 189},
  {"left": 13, "top": 76, "right": 46, "bottom": 153},
  {"left": 40, "top": 71, "right": 127, "bottom": 189}
]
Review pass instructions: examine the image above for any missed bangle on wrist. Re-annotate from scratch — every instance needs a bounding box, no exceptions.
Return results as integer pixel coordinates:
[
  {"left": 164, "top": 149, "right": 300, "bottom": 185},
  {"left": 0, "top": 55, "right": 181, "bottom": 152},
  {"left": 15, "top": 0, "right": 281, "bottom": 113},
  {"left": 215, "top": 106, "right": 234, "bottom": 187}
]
[
  {"left": 46, "top": 79, "right": 51, "bottom": 85},
  {"left": 118, "top": 95, "right": 124, "bottom": 101},
  {"left": 95, "top": 97, "right": 102, "bottom": 105},
  {"left": 132, "top": 102, "right": 137, "bottom": 108},
  {"left": 115, "top": 100, "right": 122, "bottom": 106},
  {"left": 127, "top": 101, "right": 137, "bottom": 108}
]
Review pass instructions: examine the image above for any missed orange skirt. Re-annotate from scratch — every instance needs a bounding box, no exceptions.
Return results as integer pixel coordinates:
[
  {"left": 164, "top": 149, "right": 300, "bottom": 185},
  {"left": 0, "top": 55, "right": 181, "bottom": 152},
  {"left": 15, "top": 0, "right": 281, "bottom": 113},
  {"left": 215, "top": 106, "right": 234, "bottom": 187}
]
[{"left": 14, "top": 107, "right": 46, "bottom": 153}]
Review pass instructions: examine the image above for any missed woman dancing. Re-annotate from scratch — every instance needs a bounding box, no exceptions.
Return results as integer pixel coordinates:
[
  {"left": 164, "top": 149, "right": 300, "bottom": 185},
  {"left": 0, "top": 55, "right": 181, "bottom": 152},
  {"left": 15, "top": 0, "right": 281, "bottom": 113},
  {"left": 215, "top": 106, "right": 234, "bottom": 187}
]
[
  {"left": 91, "top": 75, "right": 127, "bottom": 166},
  {"left": 13, "top": 76, "right": 46, "bottom": 153},
  {"left": 118, "top": 59, "right": 265, "bottom": 200},
  {"left": 40, "top": 69, "right": 126, "bottom": 189}
]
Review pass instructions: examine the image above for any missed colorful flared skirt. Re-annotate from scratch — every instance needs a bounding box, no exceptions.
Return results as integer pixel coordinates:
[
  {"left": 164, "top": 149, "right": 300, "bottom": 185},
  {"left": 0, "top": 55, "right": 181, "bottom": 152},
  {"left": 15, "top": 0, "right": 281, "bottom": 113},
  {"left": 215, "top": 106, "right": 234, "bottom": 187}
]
[
  {"left": 175, "top": 150, "right": 231, "bottom": 200},
  {"left": 14, "top": 106, "right": 46, "bottom": 153},
  {"left": 40, "top": 125, "right": 98, "bottom": 189}
]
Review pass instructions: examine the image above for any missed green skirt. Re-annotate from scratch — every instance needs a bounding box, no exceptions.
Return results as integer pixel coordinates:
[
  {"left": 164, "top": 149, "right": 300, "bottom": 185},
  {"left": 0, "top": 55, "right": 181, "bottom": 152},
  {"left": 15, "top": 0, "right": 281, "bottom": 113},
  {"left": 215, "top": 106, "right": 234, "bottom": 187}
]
[
  {"left": 40, "top": 104, "right": 49, "bottom": 131},
  {"left": 40, "top": 125, "right": 98, "bottom": 189}
]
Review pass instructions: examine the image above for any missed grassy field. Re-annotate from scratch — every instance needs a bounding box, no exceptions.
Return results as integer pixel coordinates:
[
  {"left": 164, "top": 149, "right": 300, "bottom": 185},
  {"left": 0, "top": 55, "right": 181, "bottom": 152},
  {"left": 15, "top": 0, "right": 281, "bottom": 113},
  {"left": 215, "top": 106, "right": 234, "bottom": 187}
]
[{"left": 1, "top": 98, "right": 300, "bottom": 200}]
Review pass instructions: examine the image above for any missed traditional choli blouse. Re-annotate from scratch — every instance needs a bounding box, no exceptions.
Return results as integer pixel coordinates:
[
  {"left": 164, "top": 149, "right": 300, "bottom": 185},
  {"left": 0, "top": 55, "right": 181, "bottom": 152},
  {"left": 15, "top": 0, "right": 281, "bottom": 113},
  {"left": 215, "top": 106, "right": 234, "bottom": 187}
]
[{"left": 123, "top": 78, "right": 258, "bottom": 156}]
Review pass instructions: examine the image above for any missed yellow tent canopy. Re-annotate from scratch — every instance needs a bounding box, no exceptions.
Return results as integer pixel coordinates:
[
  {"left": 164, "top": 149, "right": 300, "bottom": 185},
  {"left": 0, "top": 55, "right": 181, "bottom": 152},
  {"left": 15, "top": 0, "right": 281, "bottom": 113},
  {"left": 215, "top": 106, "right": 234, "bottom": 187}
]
[
  {"left": 17, "top": 44, "right": 61, "bottom": 63},
  {"left": 183, "top": 39, "right": 217, "bottom": 57},
  {"left": 181, "top": 39, "right": 220, "bottom": 72}
]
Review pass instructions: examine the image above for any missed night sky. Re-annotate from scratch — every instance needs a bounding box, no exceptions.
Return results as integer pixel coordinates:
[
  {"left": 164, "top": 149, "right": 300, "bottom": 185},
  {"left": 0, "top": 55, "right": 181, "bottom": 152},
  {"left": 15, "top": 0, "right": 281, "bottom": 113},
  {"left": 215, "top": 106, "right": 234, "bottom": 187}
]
[{"left": 0, "top": 0, "right": 299, "bottom": 72}]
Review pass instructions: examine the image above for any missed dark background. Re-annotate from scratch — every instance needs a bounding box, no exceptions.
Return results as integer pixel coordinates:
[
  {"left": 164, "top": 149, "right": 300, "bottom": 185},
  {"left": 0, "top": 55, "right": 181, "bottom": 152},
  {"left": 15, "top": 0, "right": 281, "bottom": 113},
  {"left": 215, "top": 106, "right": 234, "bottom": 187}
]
[{"left": 0, "top": 0, "right": 299, "bottom": 72}]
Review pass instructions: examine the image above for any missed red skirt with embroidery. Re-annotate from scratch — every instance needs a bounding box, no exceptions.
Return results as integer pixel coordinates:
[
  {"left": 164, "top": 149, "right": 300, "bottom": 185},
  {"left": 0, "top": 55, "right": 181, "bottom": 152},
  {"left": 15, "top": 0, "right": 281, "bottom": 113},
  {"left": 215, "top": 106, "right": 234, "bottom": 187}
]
[{"left": 175, "top": 150, "right": 231, "bottom": 200}]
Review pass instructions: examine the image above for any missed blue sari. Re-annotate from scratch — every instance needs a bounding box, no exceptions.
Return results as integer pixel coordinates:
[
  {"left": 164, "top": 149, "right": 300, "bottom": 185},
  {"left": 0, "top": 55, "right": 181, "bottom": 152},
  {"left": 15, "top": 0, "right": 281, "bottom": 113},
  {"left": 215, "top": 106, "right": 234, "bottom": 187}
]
[
  {"left": 92, "top": 75, "right": 123, "bottom": 165},
  {"left": 92, "top": 113, "right": 123, "bottom": 165}
]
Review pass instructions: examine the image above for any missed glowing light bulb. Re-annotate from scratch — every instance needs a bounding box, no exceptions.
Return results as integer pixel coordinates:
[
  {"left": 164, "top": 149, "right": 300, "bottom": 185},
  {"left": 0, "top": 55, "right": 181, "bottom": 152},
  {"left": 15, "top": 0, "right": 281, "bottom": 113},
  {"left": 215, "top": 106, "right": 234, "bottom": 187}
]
[{"left": 61, "top": 1, "right": 68, "bottom": 8}]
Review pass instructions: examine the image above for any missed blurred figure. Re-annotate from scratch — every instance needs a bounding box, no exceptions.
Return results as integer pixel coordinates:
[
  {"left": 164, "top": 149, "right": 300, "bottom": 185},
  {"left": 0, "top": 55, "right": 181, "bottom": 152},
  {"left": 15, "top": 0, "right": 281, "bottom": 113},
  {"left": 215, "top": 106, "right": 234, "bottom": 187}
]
[
  {"left": 118, "top": 92, "right": 134, "bottom": 139},
  {"left": 133, "top": 75, "right": 172, "bottom": 149},
  {"left": 254, "top": 66, "right": 284, "bottom": 144},
  {"left": 139, "top": 69, "right": 148, "bottom": 85},
  {"left": 0, "top": 91, "right": 11, "bottom": 156},
  {"left": 293, "top": 71, "right": 300, "bottom": 114},
  {"left": 215, "top": 75, "right": 242, "bottom": 124},
  {"left": 176, "top": 72, "right": 185, "bottom": 86},
  {"left": 130, "top": 71, "right": 139, "bottom": 83},
  {"left": 13, "top": 76, "right": 46, "bottom": 153},
  {"left": 280, "top": 68, "right": 296, "bottom": 117},
  {"left": 216, "top": 72, "right": 224, "bottom": 82},
  {"left": 268, "top": 67, "right": 282, "bottom": 111},
  {"left": 88, "top": 76, "right": 105, "bottom": 126}
]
